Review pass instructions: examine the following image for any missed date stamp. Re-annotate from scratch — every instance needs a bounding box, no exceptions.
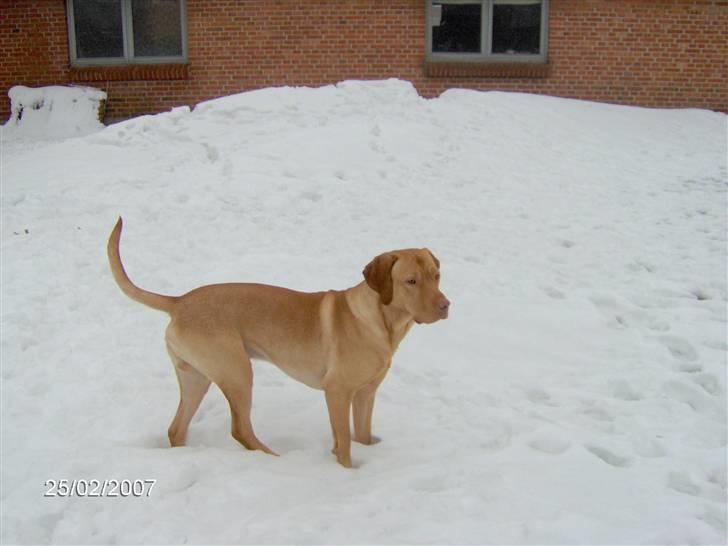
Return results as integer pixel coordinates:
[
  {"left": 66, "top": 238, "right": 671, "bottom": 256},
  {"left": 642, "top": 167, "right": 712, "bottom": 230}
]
[{"left": 44, "top": 479, "right": 156, "bottom": 498}]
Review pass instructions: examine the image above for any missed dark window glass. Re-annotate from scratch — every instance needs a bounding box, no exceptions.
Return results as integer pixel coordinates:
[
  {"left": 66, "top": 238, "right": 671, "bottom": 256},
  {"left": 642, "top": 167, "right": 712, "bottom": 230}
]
[
  {"left": 491, "top": 2, "right": 542, "bottom": 54},
  {"left": 432, "top": 4, "right": 482, "bottom": 53},
  {"left": 73, "top": 0, "right": 124, "bottom": 59},
  {"left": 132, "top": 0, "right": 183, "bottom": 57}
]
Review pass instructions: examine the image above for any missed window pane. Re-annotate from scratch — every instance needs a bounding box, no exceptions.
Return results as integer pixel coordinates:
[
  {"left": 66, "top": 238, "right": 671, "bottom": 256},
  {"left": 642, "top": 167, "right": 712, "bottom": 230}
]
[
  {"left": 492, "top": 2, "right": 542, "bottom": 54},
  {"left": 432, "top": 3, "right": 482, "bottom": 53},
  {"left": 132, "top": 0, "right": 183, "bottom": 57},
  {"left": 73, "top": 0, "right": 124, "bottom": 59}
]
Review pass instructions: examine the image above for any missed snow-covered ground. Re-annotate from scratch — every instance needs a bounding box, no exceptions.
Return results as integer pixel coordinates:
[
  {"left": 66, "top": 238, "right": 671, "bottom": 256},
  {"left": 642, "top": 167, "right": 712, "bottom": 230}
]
[{"left": 1, "top": 80, "right": 726, "bottom": 545}]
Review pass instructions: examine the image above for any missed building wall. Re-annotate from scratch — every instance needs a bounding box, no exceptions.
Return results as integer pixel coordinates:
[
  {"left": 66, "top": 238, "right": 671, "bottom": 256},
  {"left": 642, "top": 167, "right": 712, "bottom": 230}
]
[{"left": 1, "top": 0, "right": 726, "bottom": 122}]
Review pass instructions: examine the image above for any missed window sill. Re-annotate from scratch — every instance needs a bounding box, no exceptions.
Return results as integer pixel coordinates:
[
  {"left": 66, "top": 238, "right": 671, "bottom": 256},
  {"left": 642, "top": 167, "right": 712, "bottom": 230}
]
[
  {"left": 69, "top": 64, "right": 189, "bottom": 82},
  {"left": 424, "top": 60, "right": 549, "bottom": 79}
]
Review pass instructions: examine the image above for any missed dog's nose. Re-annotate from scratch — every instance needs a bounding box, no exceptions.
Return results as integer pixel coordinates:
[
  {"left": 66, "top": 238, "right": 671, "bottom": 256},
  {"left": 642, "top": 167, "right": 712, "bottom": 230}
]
[{"left": 438, "top": 297, "right": 450, "bottom": 311}]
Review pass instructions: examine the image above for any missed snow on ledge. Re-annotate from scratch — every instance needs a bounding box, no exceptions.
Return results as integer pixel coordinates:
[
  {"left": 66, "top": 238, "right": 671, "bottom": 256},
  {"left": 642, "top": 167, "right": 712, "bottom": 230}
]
[{"left": 2, "top": 85, "right": 107, "bottom": 140}]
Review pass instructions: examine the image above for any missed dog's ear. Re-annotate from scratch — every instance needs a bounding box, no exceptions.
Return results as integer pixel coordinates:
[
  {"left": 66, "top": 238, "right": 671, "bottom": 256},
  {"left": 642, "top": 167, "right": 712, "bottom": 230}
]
[
  {"left": 363, "top": 253, "right": 398, "bottom": 305},
  {"left": 425, "top": 248, "right": 440, "bottom": 269}
]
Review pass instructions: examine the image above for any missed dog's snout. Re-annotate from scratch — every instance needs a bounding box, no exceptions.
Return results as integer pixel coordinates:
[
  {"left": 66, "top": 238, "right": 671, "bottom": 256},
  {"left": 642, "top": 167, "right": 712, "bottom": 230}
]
[{"left": 436, "top": 296, "right": 450, "bottom": 319}]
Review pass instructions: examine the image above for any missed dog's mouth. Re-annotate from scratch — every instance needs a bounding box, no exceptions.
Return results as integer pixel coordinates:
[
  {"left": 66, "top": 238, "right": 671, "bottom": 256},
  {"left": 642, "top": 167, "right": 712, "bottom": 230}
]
[{"left": 414, "top": 312, "right": 448, "bottom": 325}]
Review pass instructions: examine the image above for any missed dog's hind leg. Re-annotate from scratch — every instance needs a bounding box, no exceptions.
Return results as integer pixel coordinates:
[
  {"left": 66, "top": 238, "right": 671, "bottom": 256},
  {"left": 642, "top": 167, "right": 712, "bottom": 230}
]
[
  {"left": 209, "top": 345, "right": 278, "bottom": 456},
  {"left": 167, "top": 347, "right": 211, "bottom": 447}
]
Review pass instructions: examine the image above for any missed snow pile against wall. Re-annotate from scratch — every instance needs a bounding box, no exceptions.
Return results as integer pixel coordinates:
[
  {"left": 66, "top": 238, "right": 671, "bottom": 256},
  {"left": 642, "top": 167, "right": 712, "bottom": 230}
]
[{"left": 2, "top": 85, "right": 106, "bottom": 140}]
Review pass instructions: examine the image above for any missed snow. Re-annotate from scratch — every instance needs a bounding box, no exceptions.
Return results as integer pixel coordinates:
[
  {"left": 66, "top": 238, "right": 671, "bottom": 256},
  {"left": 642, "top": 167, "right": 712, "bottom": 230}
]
[
  {"left": 1, "top": 79, "right": 726, "bottom": 544},
  {"left": 3, "top": 85, "right": 106, "bottom": 140}
]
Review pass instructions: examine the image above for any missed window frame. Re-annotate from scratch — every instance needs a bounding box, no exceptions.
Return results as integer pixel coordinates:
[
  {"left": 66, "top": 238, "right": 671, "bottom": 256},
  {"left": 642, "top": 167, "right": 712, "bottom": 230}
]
[
  {"left": 426, "top": 0, "right": 549, "bottom": 64},
  {"left": 66, "top": 0, "right": 188, "bottom": 67}
]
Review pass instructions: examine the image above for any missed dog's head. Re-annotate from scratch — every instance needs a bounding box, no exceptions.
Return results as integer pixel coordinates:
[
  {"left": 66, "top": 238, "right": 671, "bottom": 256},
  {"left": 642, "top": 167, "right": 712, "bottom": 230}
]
[{"left": 363, "top": 249, "right": 449, "bottom": 324}]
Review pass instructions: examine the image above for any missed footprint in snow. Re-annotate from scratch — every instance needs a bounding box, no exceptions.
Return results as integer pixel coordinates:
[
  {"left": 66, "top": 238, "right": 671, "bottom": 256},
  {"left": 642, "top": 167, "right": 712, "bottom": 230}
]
[
  {"left": 706, "top": 466, "right": 727, "bottom": 489},
  {"left": 300, "top": 191, "right": 322, "bottom": 202},
  {"left": 619, "top": 308, "right": 671, "bottom": 332},
  {"left": 559, "top": 239, "right": 576, "bottom": 249},
  {"left": 528, "top": 434, "right": 571, "bottom": 455},
  {"left": 697, "top": 507, "right": 727, "bottom": 535},
  {"left": 592, "top": 296, "right": 670, "bottom": 332},
  {"left": 589, "top": 295, "right": 622, "bottom": 319},
  {"left": 585, "top": 445, "right": 632, "bottom": 468},
  {"left": 627, "top": 260, "right": 657, "bottom": 273},
  {"left": 542, "top": 286, "right": 566, "bottom": 300},
  {"left": 677, "top": 361, "right": 703, "bottom": 373},
  {"left": 480, "top": 422, "right": 512, "bottom": 451},
  {"left": 662, "top": 380, "right": 715, "bottom": 414},
  {"left": 658, "top": 335, "right": 699, "bottom": 362},
  {"left": 692, "top": 373, "right": 721, "bottom": 396},
  {"left": 667, "top": 471, "right": 701, "bottom": 497},
  {"left": 702, "top": 338, "right": 727, "bottom": 353},
  {"left": 630, "top": 435, "right": 666, "bottom": 458},
  {"left": 645, "top": 318, "right": 671, "bottom": 332},
  {"left": 608, "top": 379, "right": 642, "bottom": 401},
  {"left": 582, "top": 404, "right": 614, "bottom": 423},
  {"left": 527, "top": 389, "right": 557, "bottom": 407},
  {"left": 689, "top": 288, "right": 713, "bottom": 301},
  {"left": 202, "top": 143, "right": 219, "bottom": 163}
]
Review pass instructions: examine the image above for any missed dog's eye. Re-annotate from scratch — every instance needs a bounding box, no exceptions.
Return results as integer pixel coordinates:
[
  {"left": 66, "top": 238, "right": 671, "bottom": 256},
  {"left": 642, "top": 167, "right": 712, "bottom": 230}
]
[
  {"left": 434, "top": 273, "right": 441, "bottom": 281},
  {"left": 406, "top": 278, "right": 417, "bottom": 285}
]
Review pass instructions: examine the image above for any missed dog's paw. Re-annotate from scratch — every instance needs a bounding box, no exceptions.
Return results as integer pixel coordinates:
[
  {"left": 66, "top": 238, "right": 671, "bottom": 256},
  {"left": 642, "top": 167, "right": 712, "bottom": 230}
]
[
  {"left": 355, "top": 434, "right": 381, "bottom": 446},
  {"left": 333, "top": 452, "right": 353, "bottom": 468}
]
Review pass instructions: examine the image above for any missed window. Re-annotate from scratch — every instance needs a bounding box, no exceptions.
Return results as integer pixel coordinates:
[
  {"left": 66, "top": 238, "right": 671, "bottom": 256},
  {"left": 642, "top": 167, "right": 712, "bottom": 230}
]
[
  {"left": 67, "top": 0, "right": 187, "bottom": 66},
  {"left": 427, "top": 0, "right": 548, "bottom": 62}
]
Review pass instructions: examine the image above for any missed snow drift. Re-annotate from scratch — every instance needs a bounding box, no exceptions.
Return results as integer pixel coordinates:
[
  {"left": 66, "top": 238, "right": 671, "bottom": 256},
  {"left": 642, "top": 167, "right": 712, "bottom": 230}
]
[{"left": 1, "top": 80, "right": 726, "bottom": 544}]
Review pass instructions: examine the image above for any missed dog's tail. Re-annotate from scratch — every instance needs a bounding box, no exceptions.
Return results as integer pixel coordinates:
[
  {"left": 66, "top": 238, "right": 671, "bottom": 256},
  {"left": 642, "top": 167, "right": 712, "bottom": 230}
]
[{"left": 107, "top": 217, "right": 178, "bottom": 313}]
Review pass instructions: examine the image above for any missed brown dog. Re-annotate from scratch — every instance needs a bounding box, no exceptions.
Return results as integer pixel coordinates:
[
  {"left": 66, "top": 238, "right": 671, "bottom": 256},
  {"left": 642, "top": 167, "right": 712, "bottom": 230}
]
[{"left": 107, "top": 218, "right": 449, "bottom": 467}]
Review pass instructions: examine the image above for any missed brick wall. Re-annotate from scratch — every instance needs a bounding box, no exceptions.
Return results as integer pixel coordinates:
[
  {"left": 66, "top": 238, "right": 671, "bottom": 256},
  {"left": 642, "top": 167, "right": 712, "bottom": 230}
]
[{"left": 1, "top": 0, "right": 726, "bottom": 122}]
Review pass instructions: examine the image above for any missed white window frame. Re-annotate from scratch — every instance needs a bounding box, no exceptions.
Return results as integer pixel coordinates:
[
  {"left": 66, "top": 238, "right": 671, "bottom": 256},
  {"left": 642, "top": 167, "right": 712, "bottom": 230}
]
[
  {"left": 426, "top": 0, "right": 549, "bottom": 63},
  {"left": 66, "top": 0, "right": 188, "bottom": 66}
]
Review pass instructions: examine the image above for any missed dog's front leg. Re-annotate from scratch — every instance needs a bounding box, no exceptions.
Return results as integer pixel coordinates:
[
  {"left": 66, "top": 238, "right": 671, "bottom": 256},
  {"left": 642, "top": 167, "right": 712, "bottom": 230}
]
[
  {"left": 353, "top": 370, "right": 386, "bottom": 445},
  {"left": 325, "top": 389, "right": 353, "bottom": 468}
]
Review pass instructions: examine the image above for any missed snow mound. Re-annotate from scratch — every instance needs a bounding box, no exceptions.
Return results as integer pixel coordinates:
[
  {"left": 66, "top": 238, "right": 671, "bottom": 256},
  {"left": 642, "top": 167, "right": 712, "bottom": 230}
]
[
  {"left": 2, "top": 85, "right": 106, "bottom": 140},
  {"left": 1, "top": 80, "right": 726, "bottom": 545}
]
